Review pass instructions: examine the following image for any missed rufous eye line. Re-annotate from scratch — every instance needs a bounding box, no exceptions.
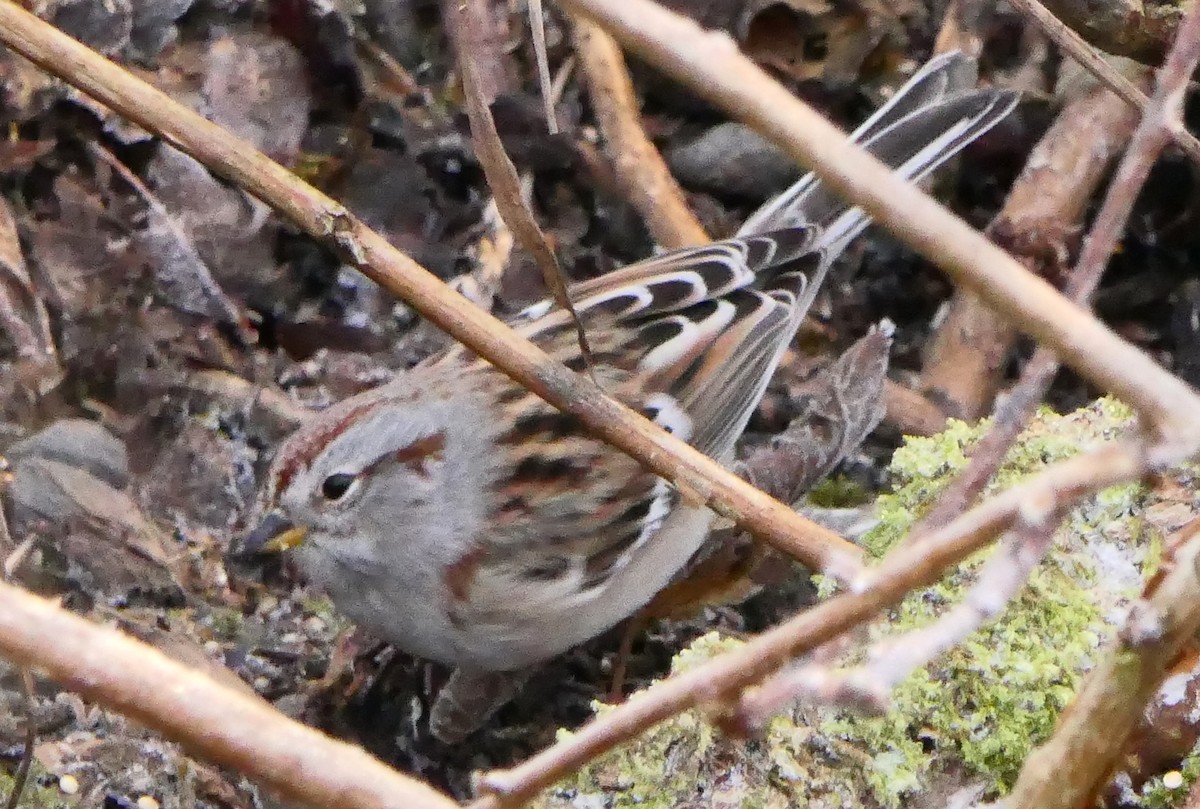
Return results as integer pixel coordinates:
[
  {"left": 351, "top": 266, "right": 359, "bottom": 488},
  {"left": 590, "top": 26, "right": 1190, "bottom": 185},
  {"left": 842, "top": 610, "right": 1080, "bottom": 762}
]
[
  {"left": 353, "top": 431, "right": 448, "bottom": 481},
  {"left": 392, "top": 431, "right": 446, "bottom": 478}
]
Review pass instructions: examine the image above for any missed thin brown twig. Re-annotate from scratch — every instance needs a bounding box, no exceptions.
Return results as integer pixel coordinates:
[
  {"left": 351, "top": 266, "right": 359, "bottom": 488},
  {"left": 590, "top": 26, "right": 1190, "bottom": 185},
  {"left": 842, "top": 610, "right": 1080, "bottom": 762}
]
[
  {"left": 549, "top": 54, "right": 576, "bottom": 109},
  {"left": 3, "top": 679, "right": 34, "bottom": 809},
  {"left": 0, "top": 578, "right": 459, "bottom": 809},
  {"left": 354, "top": 37, "right": 447, "bottom": 130},
  {"left": 2, "top": 8, "right": 1194, "bottom": 802},
  {"left": 557, "top": 0, "right": 1200, "bottom": 445},
  {"left": 1008, "top": 0, "right": 1200, "bottom": 169},
  {"left": 1032, "top": 0, "right": 1178, "bottom": 64},
  {"left": 443, "top": 0, "right": 594, "bottom": 366},
  {"left": 527, "top": 0, "right": 559, "bottom": 133},
  {"left": 1003, "top": 6, "right": 1200, "bottom": 803},
  {"left": 571, "top": 15, "right": 709, "bottom": 249},
  {"left": 472, "top": 442, "right": 1146, "bottom": 806}
]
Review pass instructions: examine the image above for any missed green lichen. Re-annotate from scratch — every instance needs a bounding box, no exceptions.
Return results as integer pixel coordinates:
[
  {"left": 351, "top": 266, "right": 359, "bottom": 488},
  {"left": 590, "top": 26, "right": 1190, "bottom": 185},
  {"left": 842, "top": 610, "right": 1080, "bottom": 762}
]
[{"left": 543, "top": 398, "right": 1177, "bottom": 809}]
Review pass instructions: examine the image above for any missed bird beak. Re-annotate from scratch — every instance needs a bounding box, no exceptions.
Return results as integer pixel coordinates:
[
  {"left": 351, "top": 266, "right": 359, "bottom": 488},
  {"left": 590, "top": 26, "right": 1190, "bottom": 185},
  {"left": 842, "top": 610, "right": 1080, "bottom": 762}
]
[{"left": 241, "top": 511, "right": 308, "bottom": 555}]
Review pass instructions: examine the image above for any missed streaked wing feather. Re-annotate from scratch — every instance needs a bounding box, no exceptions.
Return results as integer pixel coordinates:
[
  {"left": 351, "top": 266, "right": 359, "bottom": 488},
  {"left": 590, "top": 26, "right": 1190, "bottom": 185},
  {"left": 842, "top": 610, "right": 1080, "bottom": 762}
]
[
  {"left": 673, "top": 290, "right": 797, "bottom": 456},
  {"left": 738, "top": 50, "right": 978, "bottom": 235},
  {"left": 784, "top": 90, "right": 1020, "bottom": 256},
  {"left": 511, "top": 228, "right": 819, "bottom": 338}
]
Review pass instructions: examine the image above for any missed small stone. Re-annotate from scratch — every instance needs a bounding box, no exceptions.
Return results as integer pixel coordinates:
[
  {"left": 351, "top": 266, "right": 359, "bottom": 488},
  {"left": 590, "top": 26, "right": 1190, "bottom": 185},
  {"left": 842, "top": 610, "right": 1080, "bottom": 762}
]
[
  {"left": 59, "top": 774, "right": 80, "bottom": 795},
  {"left": 254, "top": 676, "right": 271, "bottom": 692}
]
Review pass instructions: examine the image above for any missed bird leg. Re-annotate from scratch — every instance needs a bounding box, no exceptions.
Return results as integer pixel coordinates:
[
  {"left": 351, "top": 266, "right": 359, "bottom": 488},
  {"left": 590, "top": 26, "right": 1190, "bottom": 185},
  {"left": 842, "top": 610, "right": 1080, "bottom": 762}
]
[{"left": 429, "top": 666, "right": 531, "bottom": 743}]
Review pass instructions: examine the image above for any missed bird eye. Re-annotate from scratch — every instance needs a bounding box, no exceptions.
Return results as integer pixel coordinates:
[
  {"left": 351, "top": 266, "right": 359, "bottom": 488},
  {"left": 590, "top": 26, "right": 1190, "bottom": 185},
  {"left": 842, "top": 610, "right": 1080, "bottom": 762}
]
[{"left": 320, "top": 472, "right": 358, "bottom": 501}]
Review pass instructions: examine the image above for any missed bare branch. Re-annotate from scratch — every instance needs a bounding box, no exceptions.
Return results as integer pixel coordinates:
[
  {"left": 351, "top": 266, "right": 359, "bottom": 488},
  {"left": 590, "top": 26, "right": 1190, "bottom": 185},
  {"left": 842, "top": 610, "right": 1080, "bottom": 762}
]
[
  {"left": 0, "top": 1, "right": 867, "bottom": 582},
  {"left": 528, "top": 0, "right": 559, "bottom": 133},
  {"left": 740, "top": 514, "right": 1060, "bottom": 725},
  {"left": 0, "top": 519, "right": 34, "bottom": 809},
  {"left": 919, "top": 0, "right": 1200, "bottom": 534},
  {"left": 919, "top": 76, "right": 1143, "bottom": 420},
  {"left": 572, "top": 16, "right": 709, "bottom": 249},
  {"left": 1032, "top": 0, "right": 1179, "bottom": 65},
  {"left": 0, "top": 579, "right": 459, "bottom": 809}
]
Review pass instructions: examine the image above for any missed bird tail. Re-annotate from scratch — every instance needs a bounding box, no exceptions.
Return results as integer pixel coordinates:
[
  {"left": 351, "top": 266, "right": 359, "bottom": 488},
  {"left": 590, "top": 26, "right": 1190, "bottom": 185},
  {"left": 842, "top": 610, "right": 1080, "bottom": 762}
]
[{"left": 737, "top": 51, "right": 1019, "bottom": 258}]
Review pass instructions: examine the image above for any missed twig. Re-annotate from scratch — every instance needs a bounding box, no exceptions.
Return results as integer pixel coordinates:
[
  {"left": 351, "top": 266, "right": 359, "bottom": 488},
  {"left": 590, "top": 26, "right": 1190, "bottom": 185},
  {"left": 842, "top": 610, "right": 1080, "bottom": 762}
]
[
  {"left": 527, "top": 0, "right": 559, "bottom": 133},
  {"left": 1064, "top": 12, "right": 1197, "bottom": 310},
  {"left": 1024, "top": 0, "right": 1178, "bottom": 68},
  {"left": 883, "top": 381, "right": 947, "bottom": 437},
  {"left": 571, "top": 16, "right": 709, "bottom": 249},
  {"left": 0, "top": 579, "right": 459, "bottom": 809},
  {"left": 556, "top": 0, "right": 1200, "bottom": 445},
  {"left": 442, "top": 0, "right": 594, "bottom": 367},
  {"left": 472, "top": 443, "right": 1146, "bottom": 806},
  {"left": 1007, "top": 0, "right": 1200, "bottom": 168},
  {"left": 0, "top": 191, "right": 61, "bottom": 396},
  {"left": 1007, "top": 516, "right": 1200, "bottom": 807},
  {"left": 354, "top": 37, "right": 447, "bottom": 129},
  {"left": 2, "top": 667, "right": 34, "bottom": 809},
  {"left": 549, "top": 54, "right": 576, "bottom": 109},
  {"left": 3, "top": 8, "right": 1193, "bottom": 802},
  {"left": 1004, "top": 8, "right": 1200, "bottom": 805}
]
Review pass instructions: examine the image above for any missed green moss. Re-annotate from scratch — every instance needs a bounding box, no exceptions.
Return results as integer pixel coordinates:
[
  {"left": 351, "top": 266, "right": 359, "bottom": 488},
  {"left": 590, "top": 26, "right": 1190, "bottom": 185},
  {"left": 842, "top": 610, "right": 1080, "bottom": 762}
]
[
  {"left": 806, "top": 476, "right": 872, "bottom": 508},
  {"left": 205, "top": 606, "right": 245, "bottom": 639},
  {"left": 299, "top": 594, "right": 337, "bottom": 619},
  {"left": 824, "top": 556, "right": 1105, "bottom": 801},
  {"left": 0, "top": 768, "right": 75, "bottom": 808},
  {"left": 543, "top": 399, "right": 1168, "bottom": 809}
]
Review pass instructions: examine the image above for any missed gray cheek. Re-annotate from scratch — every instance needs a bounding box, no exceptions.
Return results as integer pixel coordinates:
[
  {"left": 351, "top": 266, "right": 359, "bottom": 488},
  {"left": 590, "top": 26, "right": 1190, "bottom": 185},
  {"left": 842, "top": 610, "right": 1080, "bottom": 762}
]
[{"left": 301, "top": 535, "right": 387, "bottom": 578}]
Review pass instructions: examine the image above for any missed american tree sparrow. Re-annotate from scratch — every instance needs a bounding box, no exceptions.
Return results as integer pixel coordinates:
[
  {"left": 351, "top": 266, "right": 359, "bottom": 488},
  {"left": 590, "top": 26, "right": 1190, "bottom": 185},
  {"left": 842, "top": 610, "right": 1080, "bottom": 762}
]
[{"left": 244, "top": 51, "right": 1018, "bottom": 741}]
